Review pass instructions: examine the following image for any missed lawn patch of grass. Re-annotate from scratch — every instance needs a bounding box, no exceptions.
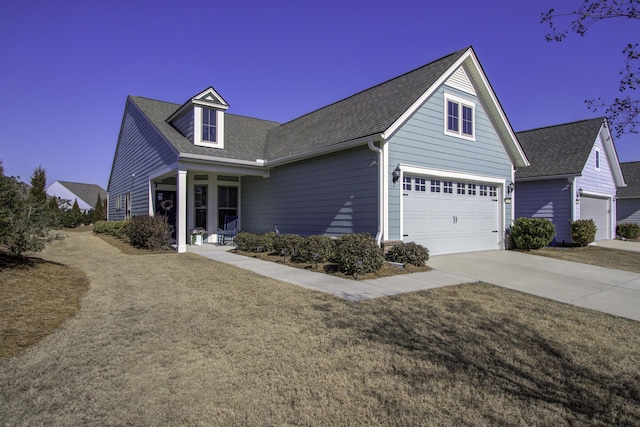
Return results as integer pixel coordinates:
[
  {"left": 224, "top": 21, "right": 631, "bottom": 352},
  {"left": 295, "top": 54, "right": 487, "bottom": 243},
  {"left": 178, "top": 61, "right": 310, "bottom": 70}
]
[
  {"left": 527, "top": 246, "right": 640, "bottom": 273},
  {"left": 0, "top": 251, "right": 89, "bottom": 359},
  {"left": 1, "top": 233, "right": 639, "bottom": 425}
]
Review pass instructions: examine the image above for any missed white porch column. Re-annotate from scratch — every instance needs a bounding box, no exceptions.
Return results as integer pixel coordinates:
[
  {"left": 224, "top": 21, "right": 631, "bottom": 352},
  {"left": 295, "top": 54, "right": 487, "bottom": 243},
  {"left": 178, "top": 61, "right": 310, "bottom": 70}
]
[{"left": 177, "top": 170, "right": 188, "bottom": 253}]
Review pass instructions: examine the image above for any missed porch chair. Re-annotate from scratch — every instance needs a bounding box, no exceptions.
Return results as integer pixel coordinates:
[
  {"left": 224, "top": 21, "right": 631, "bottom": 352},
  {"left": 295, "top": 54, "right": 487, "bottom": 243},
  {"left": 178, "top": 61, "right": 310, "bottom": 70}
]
[{"left": 217, "top": 216, "right": 239, "bottom": 245}]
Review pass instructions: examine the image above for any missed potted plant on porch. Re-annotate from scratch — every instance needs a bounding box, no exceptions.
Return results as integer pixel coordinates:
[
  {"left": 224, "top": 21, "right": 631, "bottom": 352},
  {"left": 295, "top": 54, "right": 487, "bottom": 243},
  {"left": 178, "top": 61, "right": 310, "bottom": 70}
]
[{"left": 191, "top": 227, "right": 205, "bottom": 245}]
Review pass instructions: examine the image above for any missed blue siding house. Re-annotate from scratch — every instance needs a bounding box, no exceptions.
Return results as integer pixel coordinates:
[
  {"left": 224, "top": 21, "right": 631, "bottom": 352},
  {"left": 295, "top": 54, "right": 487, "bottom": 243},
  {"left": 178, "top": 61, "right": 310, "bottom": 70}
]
[
  {"left": 108, "top": 47, "right": 529, "bottom": 254},
  {"left": 617, "top": 161, "right": 640, "bottom": 226},
  {"left": 515, "top": 118, "right": 626, "bottom": 243}
]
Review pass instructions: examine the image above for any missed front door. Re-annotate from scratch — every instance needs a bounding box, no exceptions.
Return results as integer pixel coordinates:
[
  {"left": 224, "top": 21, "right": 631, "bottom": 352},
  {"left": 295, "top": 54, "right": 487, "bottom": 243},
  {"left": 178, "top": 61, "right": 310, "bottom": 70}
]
[{"left": 156, "top": 190, "right": 177, "bottom": 238}]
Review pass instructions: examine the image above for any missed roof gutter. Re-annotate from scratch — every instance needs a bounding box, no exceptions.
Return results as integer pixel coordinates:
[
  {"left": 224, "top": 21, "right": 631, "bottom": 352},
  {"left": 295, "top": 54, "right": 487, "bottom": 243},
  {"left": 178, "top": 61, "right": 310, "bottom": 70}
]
[{"left": 515, "top": 173, "right": 581, "bottom": 182}]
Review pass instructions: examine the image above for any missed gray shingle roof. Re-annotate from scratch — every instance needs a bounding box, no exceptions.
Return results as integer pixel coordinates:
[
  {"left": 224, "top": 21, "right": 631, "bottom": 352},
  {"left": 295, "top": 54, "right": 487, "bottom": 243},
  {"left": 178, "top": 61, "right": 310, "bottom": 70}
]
[
  {"left": 57, "top": 181, "right": 107, "bottom": 208},
  {"left": 515, "top": 118, "right": 606, "bottom": 179},
  {"left": 129, "top": 48, "right": 470, "bottom": 163},
  {"left": 264, "top": 48, "right": 469, "bottom": 159},
  {"left": 619, "top": 161, "right": 640, "bottom": 198},
  {"left": 130, "top": 96, "right": 280, "bottom": 162}
]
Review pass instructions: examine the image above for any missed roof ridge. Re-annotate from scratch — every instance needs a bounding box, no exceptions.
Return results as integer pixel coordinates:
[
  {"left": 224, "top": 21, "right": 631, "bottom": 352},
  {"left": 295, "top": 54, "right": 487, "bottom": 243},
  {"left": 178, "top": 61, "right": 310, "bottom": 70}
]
[
  {"left": 275, "top": 47, "right": 470, "bottom": 127},
  {"left": 517, "top": 117, "right": 606, "bottom": 134}
]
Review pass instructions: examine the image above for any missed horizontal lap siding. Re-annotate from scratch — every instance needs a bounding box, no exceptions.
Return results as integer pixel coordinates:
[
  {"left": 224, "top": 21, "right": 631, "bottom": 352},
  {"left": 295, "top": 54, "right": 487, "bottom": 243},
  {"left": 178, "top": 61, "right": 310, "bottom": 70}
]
[
  {"left": 576, "top": 133, "right": 617, "bottom": 235},
  {"left": 515, "top": 179, "right": 572, "bottom": 243},
  {"left": 171, "top": 110, "right": 194, "bottom": 142},
  {"left": 387, "top": 87, "right": 513, "bottom": 240},
  {"left": 617, "top": 199, "right": 640, "bottom": 224},
  {"left": 108, "top": 100, "right": 177, "bottom": 220},
  {"left": 242, "top": 145, "right": 378, "bottom": 237}
]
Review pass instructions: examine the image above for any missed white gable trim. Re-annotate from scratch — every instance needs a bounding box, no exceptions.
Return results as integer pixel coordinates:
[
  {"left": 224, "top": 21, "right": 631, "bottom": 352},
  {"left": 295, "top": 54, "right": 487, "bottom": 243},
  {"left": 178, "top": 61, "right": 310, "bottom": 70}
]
[
  {"left": 382, "top": 48, "right": 529, "bottom": 169},
  {"left": 598, "top": 120, "right": 626, "bottom": 187},
  {"left": 444, "top": 66, "right": 476, "bottom": 95}
]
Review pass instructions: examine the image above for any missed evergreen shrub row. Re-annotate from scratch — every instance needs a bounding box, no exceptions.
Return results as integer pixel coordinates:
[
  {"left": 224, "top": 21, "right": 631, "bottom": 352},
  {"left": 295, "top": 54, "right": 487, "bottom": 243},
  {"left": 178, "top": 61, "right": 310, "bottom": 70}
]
[
  {"left": 234, "top": 231, "right": 429, "bottom": 274},
  {"left": 617, "top": 222, "right": 640, "bottom": 240}
]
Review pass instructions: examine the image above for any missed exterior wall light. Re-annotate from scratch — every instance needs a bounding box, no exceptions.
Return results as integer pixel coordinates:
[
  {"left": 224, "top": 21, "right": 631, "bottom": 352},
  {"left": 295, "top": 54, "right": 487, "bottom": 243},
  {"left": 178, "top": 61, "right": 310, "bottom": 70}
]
[{"left": 392, "top": 165, "right": 401, "bottom": 184}]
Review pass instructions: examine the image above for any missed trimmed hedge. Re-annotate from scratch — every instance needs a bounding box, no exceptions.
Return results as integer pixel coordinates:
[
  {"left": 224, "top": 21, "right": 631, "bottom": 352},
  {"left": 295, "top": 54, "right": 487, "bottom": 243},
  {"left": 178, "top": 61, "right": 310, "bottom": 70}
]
[
  {"left": 93, "top": 219, "right": 131, "bottom": 240},
  {"left": 385, "top": 242, "right": 429, "bottom": 266},
  {"left": 571, "top": 219, "right": 597, "bottom": 246},
  {"left": 510, "top": 217, "right": 556, "bottom": 250},
  {"left": 617, "top": 222, "right": 640, "bottom": 240},
  {"left": 127, "top": 215, "right": 173, "bottom": 250},
  {"left": 298, "top": 235, "right": 336, "bottom": 263},
  {"left": 332, "top": 233, "right": 384, "bottom": 275},
  {"left": 234, "top": 231, "right": 276, "bottom": 253}
]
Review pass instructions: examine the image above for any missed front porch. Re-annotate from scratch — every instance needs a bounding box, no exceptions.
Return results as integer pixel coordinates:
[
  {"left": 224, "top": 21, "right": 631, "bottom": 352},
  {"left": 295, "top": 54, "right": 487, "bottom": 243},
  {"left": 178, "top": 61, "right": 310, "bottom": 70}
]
[{"left": 149, "top": 159, "right": 269, "bottom": 252}]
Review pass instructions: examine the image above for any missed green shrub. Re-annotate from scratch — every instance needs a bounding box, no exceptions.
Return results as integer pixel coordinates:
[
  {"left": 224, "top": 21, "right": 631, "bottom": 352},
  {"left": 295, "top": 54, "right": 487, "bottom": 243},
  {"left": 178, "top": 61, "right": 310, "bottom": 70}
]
[
  {"left": 127, "top": 215, "right": 172, "bottom": 250},
  {"left": 332, "top": 233, "right": 384, "bottom": 275},
  {"left": 617, "top": 222, "right": 640, "bottom": 240},
  {"left": 510, "top": 217, "right": 556, "bottom": 251},
  {"left": 273, "top": 234, "right": 306, "bottom": 258},
  {"left": 114, "top": 219, "right": 131, "bottom": 240},
  {"left": 234, "top": 231, "right": 276, "bottom": 253},
  {"left": 386, "top": 242, "right": 429, "bottom": 266},
  {"left": 571, "top": 219, "right": 597, "bottom": 246},
  {"left": 293, "top": 235, "right": 336, "bottom": 263},
  {"left": 93, "top": 220, "right": 110, "bottom": 234}
]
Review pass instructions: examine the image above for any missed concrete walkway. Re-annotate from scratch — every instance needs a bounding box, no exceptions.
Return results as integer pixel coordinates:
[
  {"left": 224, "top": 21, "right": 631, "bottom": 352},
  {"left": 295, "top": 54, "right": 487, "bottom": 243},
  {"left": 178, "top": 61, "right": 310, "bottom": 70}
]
[
  {"left": 593, "top": 239, "right": 640, "bottom": 252},
  {"left": 188, "top": 243, "right": 640, "bottom": 322}
]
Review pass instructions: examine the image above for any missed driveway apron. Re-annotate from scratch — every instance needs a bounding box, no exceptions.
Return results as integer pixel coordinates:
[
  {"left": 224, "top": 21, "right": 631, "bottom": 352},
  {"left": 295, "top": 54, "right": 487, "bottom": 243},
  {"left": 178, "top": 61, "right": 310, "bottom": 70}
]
[{"left": 428, "top": 250, "right": 640, "bottom": 322}]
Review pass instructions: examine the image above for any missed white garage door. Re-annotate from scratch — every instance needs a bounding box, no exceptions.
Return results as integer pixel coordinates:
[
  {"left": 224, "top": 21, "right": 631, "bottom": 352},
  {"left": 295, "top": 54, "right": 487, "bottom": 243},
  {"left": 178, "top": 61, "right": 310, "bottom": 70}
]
[
  {"left": 402, "top": 177, "right": 500, "bottom": 255},
  {"left": 580, "top": 195, "right": 610, "bottom": 240}
]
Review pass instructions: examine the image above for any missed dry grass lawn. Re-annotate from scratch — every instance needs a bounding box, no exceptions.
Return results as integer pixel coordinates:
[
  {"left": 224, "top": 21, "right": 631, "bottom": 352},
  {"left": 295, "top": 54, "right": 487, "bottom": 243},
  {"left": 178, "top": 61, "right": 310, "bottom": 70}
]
[
  {"left": 1, "top": 232, "right": 639, "bottom": 425},
  {"left": 528, "top": 246, "right": 640, "bottom": 274}
]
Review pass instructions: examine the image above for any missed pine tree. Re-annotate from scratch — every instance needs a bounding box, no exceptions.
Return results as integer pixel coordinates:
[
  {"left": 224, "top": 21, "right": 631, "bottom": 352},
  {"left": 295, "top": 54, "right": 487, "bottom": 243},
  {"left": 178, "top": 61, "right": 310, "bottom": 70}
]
[
  {"left": 93, "top": 193, "right": 106, "bottom": 223},
  {"left": 29, "top": 165, "right": 47, "bottom": 204}
]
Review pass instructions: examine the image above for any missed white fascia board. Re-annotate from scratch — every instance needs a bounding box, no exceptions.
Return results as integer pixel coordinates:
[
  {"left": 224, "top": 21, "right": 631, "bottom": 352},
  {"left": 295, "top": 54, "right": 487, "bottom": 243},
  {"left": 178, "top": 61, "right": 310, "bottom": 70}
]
[
  {"left": 580, "top": 189, "right": 614, "bottom": 199},
  {"left": 265, "top": 134, "right": 384, "bottom": 167},
  {"left": 599, "top": 121, "right": 626, "bottom": 187},
  {"left": 177, "top": 157, "right": 270, "bottom": 178}
]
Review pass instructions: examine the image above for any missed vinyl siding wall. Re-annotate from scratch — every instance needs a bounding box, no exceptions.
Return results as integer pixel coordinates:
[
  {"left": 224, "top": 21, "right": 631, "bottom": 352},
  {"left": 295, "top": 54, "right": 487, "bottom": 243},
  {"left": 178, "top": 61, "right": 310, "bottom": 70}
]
[
  {"left": 515, "top": 179, "right": 573, "bottom": 243},
  {"left": 617, "top": 199, "right": 640, "bottom": 225},
  {"left": 241, "top": 145, "right": 378, "bottom": 236},
  {"left": 575, "top": 133, "right": 617, "bottom": 236},
  {"left": 386, "top": 86, "right": 513, "bottom": 240},
  {"left": 107, "top": 99, "right": 178, "bottom": 220},
  {"left": 171, "top": 109, "right": 194, "bottom": 142}
]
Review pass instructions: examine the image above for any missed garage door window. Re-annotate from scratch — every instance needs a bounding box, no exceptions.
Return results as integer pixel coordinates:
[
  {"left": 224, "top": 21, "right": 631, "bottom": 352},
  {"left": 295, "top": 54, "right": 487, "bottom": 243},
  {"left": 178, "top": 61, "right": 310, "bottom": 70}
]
[
  {"left": 403, "top": 176, "right": 412, "bottom": 191},
  {"left": 443, "top": 181, "right": 453, "bottom": 193},
  {"left": 468, "top": 184, "right": 476, "bottom": 195},
  {"left": 430, "top": 180, "right": 441, "bottom": 192},
  {"left": 415, "top": 178, "right": 426, "bottom": 191},
  {"left": 457, "top": 183, "right": 466, "bottom": 194}
]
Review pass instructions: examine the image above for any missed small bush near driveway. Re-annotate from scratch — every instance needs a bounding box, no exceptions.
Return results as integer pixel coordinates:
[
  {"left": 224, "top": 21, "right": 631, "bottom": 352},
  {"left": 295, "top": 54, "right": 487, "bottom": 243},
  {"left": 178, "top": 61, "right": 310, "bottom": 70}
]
[
  {"left": 617, "top": 222, "right": 640, "bottom": 240},
  {"left": 385, "top": 241, "right": 429, "bottom": 266},
  {"left": 571, "top": 219, "right": 596, "bottom": 247},
  {"left": 510, "top": 217, "right": 556, "bottom": 250}
]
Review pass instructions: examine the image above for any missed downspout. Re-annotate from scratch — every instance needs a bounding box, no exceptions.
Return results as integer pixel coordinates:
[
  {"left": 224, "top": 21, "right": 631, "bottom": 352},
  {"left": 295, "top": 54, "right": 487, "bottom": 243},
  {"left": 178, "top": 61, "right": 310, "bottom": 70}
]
[{"left": 368, "top": 140, "right": 384, "bottom": 246}]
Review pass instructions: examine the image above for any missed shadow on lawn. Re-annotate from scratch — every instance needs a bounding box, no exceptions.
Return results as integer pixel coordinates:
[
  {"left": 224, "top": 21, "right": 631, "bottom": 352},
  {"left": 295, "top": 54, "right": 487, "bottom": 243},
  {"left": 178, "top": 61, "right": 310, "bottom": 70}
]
[{"left": 324, "top": 284, "right": 640, "bottom": 424}]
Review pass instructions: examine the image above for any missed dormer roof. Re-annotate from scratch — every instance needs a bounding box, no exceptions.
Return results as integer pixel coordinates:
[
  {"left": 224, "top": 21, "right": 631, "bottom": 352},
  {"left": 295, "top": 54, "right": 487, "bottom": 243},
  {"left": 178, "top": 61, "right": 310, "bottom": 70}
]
[{"left": 166, "top": 86, "right": 229, "bottom": 124}]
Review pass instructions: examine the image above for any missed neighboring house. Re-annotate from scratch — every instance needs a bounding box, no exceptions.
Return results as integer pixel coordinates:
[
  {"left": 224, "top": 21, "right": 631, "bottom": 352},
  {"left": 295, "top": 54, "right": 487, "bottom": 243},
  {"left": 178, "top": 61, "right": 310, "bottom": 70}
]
[
  {"left": 108, "top": 46, "right": 529, "bottom": 255},
  {"left": 617, "top": 161, "right": 640, "bottom": 225},
  {"left": 515, "top": 118, "right": 626, "bottom": 243},
  {"left": 46, "top": 181, "right": 108, "bottom": 212}
]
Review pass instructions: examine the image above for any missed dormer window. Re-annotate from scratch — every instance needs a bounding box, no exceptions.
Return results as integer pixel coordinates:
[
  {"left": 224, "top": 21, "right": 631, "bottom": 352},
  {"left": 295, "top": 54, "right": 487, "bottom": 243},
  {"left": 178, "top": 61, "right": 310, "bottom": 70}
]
[
  {"left": 167, "top": 86, "right": 228, "bottom": 150},
  {"left": 202, "top": 108, "right": 217, "bottom": 142}
]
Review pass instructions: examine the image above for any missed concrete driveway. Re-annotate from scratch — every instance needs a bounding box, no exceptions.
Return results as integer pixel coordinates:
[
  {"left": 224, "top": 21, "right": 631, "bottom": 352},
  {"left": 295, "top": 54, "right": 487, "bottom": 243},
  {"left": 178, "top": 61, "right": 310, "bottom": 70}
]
[{"left": 428, "top": 250, "right": 640, "bottom": 322}]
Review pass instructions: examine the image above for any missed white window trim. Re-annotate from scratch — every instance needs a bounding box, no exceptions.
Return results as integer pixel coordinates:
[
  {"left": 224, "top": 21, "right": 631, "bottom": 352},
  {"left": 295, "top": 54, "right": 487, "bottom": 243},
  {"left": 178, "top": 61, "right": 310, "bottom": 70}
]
[
  {"left": 594, "top": 148, "right": 601, "bottom": 171},
  {"left": 193, "top": 105, "right": 224, "bottom": 149},
  {"left": 443, "top": 93, "right": 476, "bottom": 141}
]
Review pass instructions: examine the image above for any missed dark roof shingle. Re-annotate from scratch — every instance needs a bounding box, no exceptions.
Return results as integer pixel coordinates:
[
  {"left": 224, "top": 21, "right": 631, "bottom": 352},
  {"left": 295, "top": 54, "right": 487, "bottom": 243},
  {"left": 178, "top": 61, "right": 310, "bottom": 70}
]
[
  {"left": 57, "top": 181, "right": 107, "bottom": 207},
  {"left": 515, "top": 118, "right": 606, "bottom": 179},
  {"left": 619, "top": 161, "right": 640, "bottom": 198}
]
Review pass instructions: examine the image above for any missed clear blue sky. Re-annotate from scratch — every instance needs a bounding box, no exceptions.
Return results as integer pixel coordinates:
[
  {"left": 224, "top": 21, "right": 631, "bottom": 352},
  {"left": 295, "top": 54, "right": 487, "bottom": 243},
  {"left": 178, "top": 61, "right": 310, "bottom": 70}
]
[{"left": 1, "top": 0, "right": 638, "bottom": 188}]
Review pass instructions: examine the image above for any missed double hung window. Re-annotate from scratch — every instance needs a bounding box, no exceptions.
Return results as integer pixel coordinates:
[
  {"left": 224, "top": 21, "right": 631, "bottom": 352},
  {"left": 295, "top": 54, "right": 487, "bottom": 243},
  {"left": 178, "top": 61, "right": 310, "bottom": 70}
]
[{"left": 445, "top": 93, "right": 475, "bottom": 140}]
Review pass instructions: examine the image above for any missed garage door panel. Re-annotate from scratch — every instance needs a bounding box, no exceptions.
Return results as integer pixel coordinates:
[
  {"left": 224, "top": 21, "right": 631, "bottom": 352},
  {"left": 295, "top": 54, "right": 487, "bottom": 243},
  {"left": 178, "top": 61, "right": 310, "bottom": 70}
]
[
  {"left": 403, "top": 177, "right": 499, "bottom": 255},
  {"left": 580, "top": 196, "right": 610, "bottom": 240}
]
